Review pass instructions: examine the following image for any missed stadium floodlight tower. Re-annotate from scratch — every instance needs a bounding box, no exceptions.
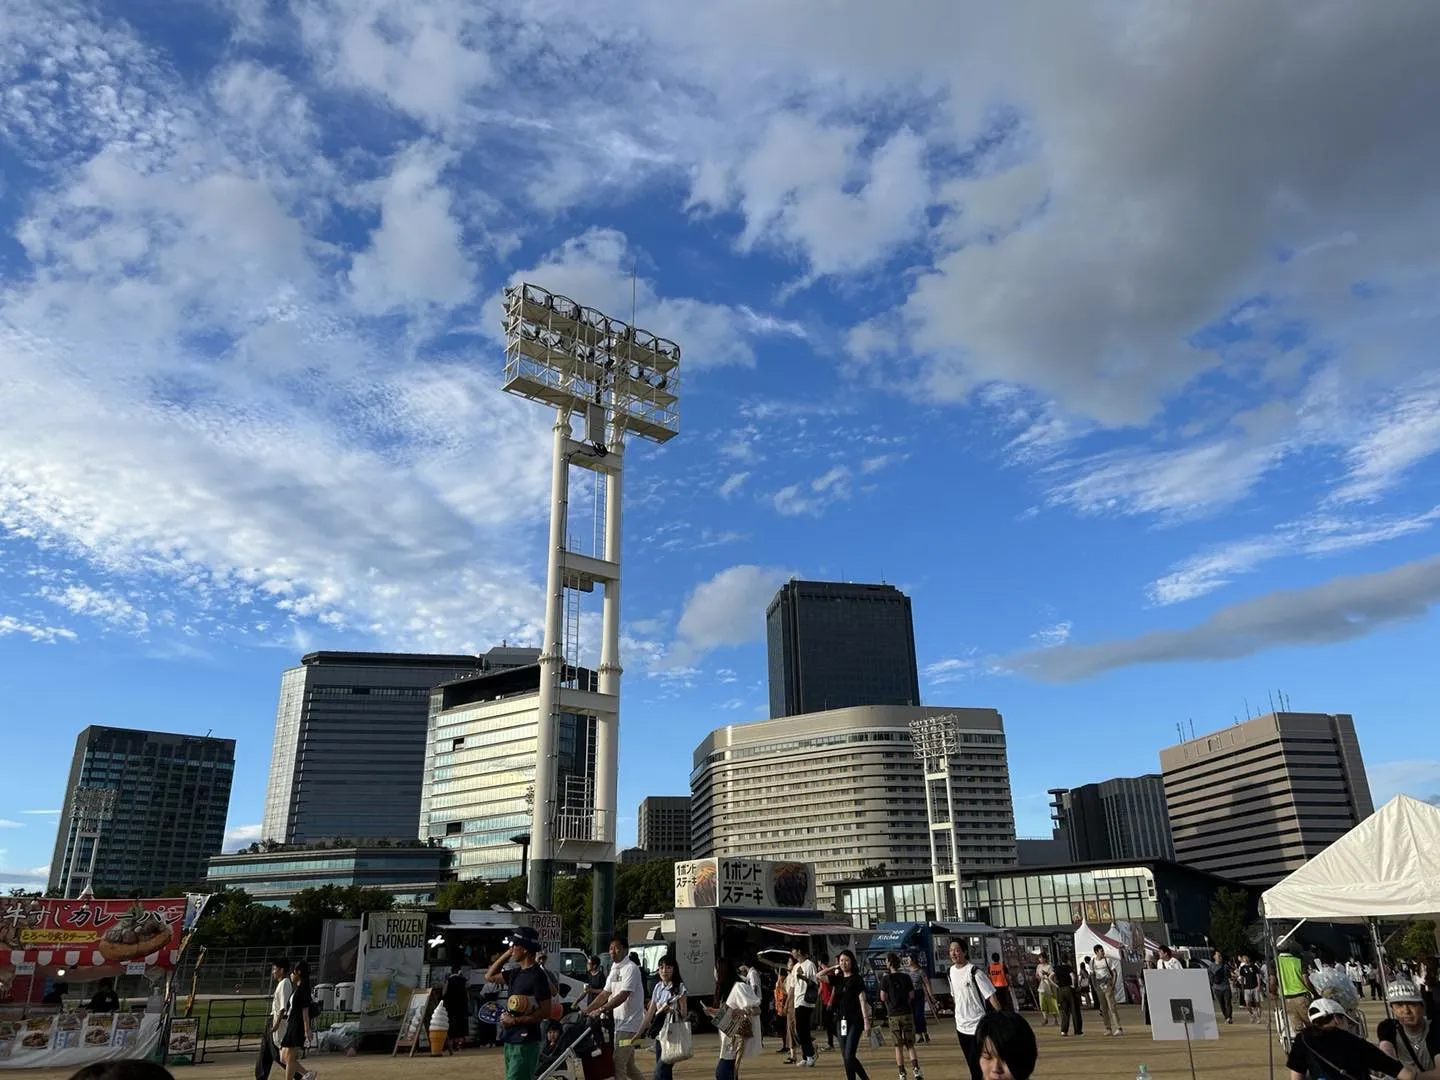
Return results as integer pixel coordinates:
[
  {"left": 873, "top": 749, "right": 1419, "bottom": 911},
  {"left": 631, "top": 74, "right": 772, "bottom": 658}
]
[
  {"left": 909, "top": 714, "right": 964, "bottom": 922},
  {"left": 501, "top": 282, "right": 680, "bottom": 951},
  {"left": 63, "top": 786, "right": 118, "bottom": 899}
]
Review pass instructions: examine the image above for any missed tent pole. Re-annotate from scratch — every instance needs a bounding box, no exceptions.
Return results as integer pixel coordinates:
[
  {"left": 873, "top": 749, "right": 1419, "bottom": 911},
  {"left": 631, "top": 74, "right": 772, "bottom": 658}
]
[
  {"left": 1369, "top": 918, "right": 1393, "bottom": 1025},
  {"left": 1264, "top": 915, "right": 1275, "bottom": 1080}
]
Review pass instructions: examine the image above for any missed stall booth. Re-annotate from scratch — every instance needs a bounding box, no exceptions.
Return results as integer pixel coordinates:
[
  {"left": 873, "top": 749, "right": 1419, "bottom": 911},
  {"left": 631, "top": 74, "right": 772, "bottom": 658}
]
[
  {"left": 1261, "top": 793, "right": 1440, "bottom": 1042},
  {"left": 0, "top": 896, "right": 184, "bottom": 1070}
]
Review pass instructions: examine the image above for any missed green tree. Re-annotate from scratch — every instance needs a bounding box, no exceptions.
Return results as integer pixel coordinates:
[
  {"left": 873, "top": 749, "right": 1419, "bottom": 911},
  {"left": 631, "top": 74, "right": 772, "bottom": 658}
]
[
  {"left": 616, "top": 859, "right": 676, "bottom": 924},
  {"left": 191, "top": 889, "right": 294, "bottom": 951},
  {"left": 288, "top": 885, "right": 394, "bottom": 946},
  {"left": 1208, "top": 886, "right": 1251, "bottom": 959},
  {"left": 434, "top": 877, "right": 526, "bottom": 912},
  {"left": 858, "top": 863, "right": 889, "bottom": 880},
  {"left": 1392, "top": 920, "right": 1438, "bottom": 961},
  {"left": 553, "top": 873, "right": 594, "bottom": 948}
]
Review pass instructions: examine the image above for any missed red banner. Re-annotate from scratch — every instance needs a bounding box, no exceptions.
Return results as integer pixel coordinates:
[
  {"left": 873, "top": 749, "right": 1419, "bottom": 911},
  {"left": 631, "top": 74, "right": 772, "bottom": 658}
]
[{"left": 0, "top": 898, "right": 183, "bottom": 959}]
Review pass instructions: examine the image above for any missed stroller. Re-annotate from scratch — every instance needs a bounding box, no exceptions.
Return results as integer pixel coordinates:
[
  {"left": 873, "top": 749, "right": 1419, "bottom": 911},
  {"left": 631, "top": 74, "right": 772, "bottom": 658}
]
[{"left": 537, "top": 1013, "right": 614, "bottom": 1080}]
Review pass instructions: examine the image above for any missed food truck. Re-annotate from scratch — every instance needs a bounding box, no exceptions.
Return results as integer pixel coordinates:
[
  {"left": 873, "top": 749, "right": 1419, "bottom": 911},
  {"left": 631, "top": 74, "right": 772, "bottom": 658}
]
[{"left": 860, "top": 921, "right": 1004, "bottom": 1010}]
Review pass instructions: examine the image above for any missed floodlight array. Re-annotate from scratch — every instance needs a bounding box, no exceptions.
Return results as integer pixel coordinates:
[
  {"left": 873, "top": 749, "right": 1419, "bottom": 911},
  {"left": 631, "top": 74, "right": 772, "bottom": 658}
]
[
  {"left": 502, "top": 282, "right": 681, "bottom": 443},
  {"left": 71, "top": 786, "right": 118, "bottom": 820},
  {"left": 909, "top": 714, "right": 961, "bottom": 760}
]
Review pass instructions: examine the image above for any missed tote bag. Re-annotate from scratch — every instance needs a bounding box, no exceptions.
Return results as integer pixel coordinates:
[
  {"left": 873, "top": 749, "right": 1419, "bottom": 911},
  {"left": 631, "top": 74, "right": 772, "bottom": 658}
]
[{"left": 659, "top": 1012, "right": 694, "bottom": 1065}]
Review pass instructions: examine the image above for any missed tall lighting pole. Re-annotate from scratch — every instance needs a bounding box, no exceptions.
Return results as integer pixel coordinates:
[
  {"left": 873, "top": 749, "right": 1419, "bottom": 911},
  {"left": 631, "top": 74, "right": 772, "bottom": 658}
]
[
  {"left": 909, "top": 714, "right": 963, "bottom": 922},
  {"left": 64, "top": 787, "right": 117, "bottom": 899},
  {"left": 501, "top": 283, "right": 681, "bottom": 952}
]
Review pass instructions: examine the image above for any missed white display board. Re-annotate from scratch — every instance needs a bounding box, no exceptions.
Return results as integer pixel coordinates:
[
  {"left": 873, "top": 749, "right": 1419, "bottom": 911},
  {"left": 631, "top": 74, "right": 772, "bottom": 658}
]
[{"left": 1144, "top": 969, "right": 1220, "bottom": 1042}]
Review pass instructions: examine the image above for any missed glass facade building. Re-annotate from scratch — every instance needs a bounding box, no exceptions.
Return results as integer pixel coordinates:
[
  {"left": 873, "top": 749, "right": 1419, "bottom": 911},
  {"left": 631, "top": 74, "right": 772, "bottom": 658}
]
[
  {"left": 637, "top": 796, "right": 692, "bottom": 859},
  {"left": 262, "top": 649, "right": 537, "bottom": 844},
  {"left": 205, "top": 845, "right": 449, "bottom": 906},
  {"left": 766, "top": 581, "right": 920, "bottom": 719},
  {"left": 420, "top": 665, "right": 598, "bottom": 881},
  {"left": 49, "top": 726, "right": 235, "bottom": 896},
  {"left": 1048, "top": 775, "right": 1175, "bottom": 862}
]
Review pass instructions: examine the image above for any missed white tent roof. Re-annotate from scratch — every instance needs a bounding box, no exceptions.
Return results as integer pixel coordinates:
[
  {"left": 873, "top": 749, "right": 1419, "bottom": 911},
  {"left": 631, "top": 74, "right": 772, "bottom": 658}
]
[{"left": 1261, "top": 794, "right": 1440, "bottom": 922}]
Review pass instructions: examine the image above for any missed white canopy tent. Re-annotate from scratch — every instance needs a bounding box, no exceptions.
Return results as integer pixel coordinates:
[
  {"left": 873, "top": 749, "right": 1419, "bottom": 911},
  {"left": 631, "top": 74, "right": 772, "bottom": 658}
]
[{"left": 1261, "top": 794, "right": 1440, "bottom": 922}]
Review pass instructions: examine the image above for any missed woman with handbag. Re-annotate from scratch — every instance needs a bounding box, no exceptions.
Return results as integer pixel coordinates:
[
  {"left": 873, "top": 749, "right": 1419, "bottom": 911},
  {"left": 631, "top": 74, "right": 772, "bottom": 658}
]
[
  {"left": 706, "top": 959, "right": 761, "bottom": 1080},
  {"left": 639, "top": 955, "right": 690, "bottom": 1080}
]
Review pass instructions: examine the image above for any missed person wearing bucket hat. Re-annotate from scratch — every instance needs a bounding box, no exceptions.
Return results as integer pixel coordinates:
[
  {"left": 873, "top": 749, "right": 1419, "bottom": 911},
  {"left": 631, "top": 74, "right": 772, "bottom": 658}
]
[
  {"left": 486, "top": 926, "right": 552, "bottom": 1080},
  {"left": 1285, "top": 996, "right": 1416, "bottom": 1080},
  {"left": 1378, "top": 981, "right": 1439, "bottom": 1076}
]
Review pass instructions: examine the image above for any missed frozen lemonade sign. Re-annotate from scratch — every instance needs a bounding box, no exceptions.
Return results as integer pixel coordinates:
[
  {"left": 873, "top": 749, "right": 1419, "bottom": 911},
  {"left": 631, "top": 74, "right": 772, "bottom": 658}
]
[
  {"left": 674, "top": 858, "right": 815, "bottom": 909},
  {"left": 357, "top": 910, "right": 427, "bottom": 1032}
]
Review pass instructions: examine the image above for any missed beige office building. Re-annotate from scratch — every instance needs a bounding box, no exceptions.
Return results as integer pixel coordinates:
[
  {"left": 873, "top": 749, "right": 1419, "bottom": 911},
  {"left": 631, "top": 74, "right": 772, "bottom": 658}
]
[
  {"left": 1159, "top": 712, "right": 1374, "bottom": 887},
  {"left": 691, "top": 705, "right": 1018, "bottom": 904}
]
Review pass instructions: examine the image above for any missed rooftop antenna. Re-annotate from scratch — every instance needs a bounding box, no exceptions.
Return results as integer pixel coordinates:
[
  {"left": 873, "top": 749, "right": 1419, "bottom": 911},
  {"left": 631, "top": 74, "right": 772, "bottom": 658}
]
[
  {"left": 1175, "top": 722, "right": 1184, "bottom": 742},
  {"left": 1188, "top": 718, "right": 1195, "bottom": 739},
  {"left": 1244, "top": 696, "right": 1252, "bottom": 720},
  {"left": 1268, "top": 690, "right": 1277, "bottom": 715}
]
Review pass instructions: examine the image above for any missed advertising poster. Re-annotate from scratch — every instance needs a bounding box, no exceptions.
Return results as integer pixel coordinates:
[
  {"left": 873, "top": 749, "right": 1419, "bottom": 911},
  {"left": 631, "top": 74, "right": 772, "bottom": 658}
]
[
  {"left": 0, "top": 897, "right": 182, "bottom": 964},
  {"left": 319, "top": 918, "right": 362, "bottom": 984},
  {"left": 674, "top": 859, "right": 815, "bottom": 909},
  {"left": 532, "top": 913, "right": 562, "bottom": 959},
  {"left": 14, "top": 1017, "right": 54, "bottom": 1054},
  {"left": 357, "top": 910, "right": 427, "bottom": 1032},
  {"left": 167, "top": 1017, "right": 199, "bottom": 1064},
  {"left": 82, "top": 1014, "right": 116, "bottom": 1050},
  {"left": 111, "top": 1012, "right": 142, "bottom": 1048}
]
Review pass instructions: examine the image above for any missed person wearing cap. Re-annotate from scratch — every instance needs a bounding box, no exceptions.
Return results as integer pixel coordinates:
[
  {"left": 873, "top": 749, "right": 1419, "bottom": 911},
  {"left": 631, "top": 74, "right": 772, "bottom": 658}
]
[
  {"left": 1286, "top": 997, "right": 1416, "bottom": 1080},
  {"left": 1378, "top": 980, "right": 1439, "bottom": 1077},
  {"left": 486, "top": 927, "right": 553, "bottom": 1080}
]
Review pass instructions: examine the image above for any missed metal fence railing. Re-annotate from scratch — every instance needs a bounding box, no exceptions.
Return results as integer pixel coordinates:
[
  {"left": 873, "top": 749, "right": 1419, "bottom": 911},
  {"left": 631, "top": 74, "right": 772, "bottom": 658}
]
[{"left": 173, "top": 945, "right": 322, "bottom": 998}]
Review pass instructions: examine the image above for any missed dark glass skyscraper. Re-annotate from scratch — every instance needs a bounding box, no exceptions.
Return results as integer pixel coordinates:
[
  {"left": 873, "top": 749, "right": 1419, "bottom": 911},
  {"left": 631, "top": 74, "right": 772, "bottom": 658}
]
[
  {"left": 1048, "top": 775, "right": 1175, "bottom": 863},
  {"left": 262, "top": 649, "right": 537, "bottom": 844},
  {"left": 49, "top": 726, "right": 235, "bottom": 897},
  {"left": 766, "top": 580, "right": 920, "bottom": 719}
]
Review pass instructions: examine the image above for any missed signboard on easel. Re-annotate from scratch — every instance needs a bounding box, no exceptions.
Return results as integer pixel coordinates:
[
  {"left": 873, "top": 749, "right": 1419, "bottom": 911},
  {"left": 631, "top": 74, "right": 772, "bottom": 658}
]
[
  {"left": 1144, "top": 969, "right": 1219, "bottom": 1041},
  {"left": 391, "top": 986, "right": 429, "bottom": 1057}
]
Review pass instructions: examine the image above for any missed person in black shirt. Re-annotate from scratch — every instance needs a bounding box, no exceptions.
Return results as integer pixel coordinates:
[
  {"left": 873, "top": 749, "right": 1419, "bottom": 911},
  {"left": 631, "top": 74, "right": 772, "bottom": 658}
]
[
  {"left": 443, "top": 965, "right": 471, "bottom": 1053},
  {"left": 583, "top": 955, "right": 606, "bottom": 1009},
  {"left": 1235, "top": 954, "right": 1263, "bottom": 1024},
  {"left": 880, "top": 951, "right": 922, "bottom": 1080},
  {"left": 1209, "top": 951, "right": 1234, "bottom": 1025},
  {"left": 820, "top": 951, "right": 871, "bottom": 1080},
  {"left": 1377, "top": 980, "right": 1438, "bottom": 1076},
  {"left": 1286, "top": 997, "right": 1414, "bottom": 1080},
  {"left": 486, "top": 927, "right": 552, "bottom": 1080},
  {"left": 1052, "top": 963, "right": 1081, "bottom": 1037},
  {"left": 88, "top": 978, "right": 121, "bottom": 1013},
  {"left": 41, "top": 981, "right": 68, "bottom": 1006}
]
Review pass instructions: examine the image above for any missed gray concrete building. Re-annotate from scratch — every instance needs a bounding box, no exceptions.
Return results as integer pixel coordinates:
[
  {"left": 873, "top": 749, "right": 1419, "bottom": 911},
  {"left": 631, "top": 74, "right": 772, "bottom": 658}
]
[
  {"left": 1159, "top": 712, "right": 1374, "bottom": 887},
  {"left": 1049, "top": 774, "right": 1175, "bottom": 863},
  {"left": 262, "top": 648, "right": 538, "bottom": 844},
  {"left": 50, "top": 726, "right": 235, "bottom": 896},
  {"left": 766, "top": 581, "right": 920, "bottom": 718},
  {"left": 691, "top": 705, "right": 1017, "bottom": 903},
  {"left": 637, "top": 795, "right": 692, "bottom": 859}
]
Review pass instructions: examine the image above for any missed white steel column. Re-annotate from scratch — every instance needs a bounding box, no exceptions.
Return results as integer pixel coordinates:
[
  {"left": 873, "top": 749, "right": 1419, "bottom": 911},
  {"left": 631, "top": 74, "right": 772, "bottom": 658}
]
[
  {"left": 527, "top": 409, "right": 573, "bottom": 909},
  {"left": 591, "top": 426, "right": 624, "bottom": 949}
]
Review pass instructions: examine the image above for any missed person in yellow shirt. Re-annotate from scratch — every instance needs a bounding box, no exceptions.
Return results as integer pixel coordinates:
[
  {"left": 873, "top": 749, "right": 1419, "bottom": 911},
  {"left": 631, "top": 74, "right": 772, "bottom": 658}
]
[{"left": 1274, "top": 942, "right": 1315, "bottom": 1039}]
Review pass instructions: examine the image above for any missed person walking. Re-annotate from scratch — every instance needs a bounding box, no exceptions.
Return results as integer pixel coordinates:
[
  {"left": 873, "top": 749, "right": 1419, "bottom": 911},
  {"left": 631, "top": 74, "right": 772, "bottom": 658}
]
[
  {"left": 906, "top": 956, "right": 935, "bottom": 1044},
  {"left": 1052, "top": 958, "right": 1082, "bottom": 1040},
  {"left": 707, "top": 959, "right": 762, "bottom": 1080},
  {"left": 822, "top": 951, "right": 871, "bottom": 1080},
  {"left": 880, "top": 952, "right": 923, "bottom": 1080},
  {"left": 1209, "top": 951, "right": 1234, "bottom": 1026},
  {"left": 1346, "top": 959, "right": 1364, "bottom": 999},
  {"left": 1274, "top": 942, "right": 1315, "bottom": 1040},
  {"left": 1236, "top": 953, "right": 1263, "bottom": 1024},
  {"left": 1033, "top": 953, "right": 1058, "bottom": 1027},
  {"left": 638, "top": 955, "right": 688, "bottom": 1080},
  {"left": 947, "top": 939, "right": 999, "bottom": 1080},
  {"left": 987, "top": 955, "right": 1012, "bottom": 1013},
  {"left": 584, "top": 937, "right": 646, "bottom": 1080},
  {"left": 789, "top": 945, "right": 821, "bottom": 1068},
  {"left": 279, "top": 960, "right": 318, "bottom": 1080},
  {"left": 487, "top": 927, "right": 554, "bottom": 1080},
  {"left": 1077, "top": 960, "right": 1092, "bottom": 1010},
  {"left": 1089, "top": 946, "right": 1123, "bottom": 1037},
  {"left": 257, "top": 957, "right": 292, "bottom": 1080}
]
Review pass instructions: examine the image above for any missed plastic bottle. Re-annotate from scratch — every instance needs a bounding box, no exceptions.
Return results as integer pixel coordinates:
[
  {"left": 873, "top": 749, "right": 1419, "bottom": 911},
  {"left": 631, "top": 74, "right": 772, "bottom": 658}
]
[{"left": 1135, "top": 1067, "right": 1150, "bottom": 1080}]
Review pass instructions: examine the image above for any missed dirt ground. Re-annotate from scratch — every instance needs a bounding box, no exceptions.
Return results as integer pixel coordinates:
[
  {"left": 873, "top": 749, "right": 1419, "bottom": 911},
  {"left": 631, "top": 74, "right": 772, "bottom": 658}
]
[{"left": 23, "top": 1002, "right": 1387, "bottom": 1079}]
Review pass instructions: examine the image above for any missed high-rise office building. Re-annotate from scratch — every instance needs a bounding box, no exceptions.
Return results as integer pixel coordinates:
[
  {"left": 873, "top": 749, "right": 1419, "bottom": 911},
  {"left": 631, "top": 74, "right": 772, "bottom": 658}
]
[
  {"left": 692, "top": 705, "right": 1017, "bottom": 904},
  {"left": 1048, "top": 775, "right": 1175, "bottom": 863},
  {"left": 419, "top": 663, "right": 599, "bottom": 881},
  {"left": 766, "top": 580, "right": 920, "bottom": 718},
  {"left": 49, "top": 726, "right": 235, "bottom": 897},
  {"left": 637, "top": 795, "right": 692, "bottom": 859},
  {"left": 262, "top": 648, "right": 538, "bottom": 844},
  {"left": 1159, "top": 712, "right": 1374, "bottom": 886}
]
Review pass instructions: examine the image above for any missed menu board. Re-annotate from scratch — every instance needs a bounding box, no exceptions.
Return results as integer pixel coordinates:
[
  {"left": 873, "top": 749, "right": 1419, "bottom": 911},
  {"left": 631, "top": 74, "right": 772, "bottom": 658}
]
[
  {"left": 81, "top": 1015, "right": 116, "bottom": 1050},
  {"left": 112, "top": 1012, "right": 142, "bottom": 1048},
  {"left": 51, "top": 1014, "right": 82, "bottom": 1050},
  {"left": 167, "top": 1018, "right": 199, "bottom": 1065},
  {"left": 14, "top": 1017, "right": 55, "bottom": 1054}
]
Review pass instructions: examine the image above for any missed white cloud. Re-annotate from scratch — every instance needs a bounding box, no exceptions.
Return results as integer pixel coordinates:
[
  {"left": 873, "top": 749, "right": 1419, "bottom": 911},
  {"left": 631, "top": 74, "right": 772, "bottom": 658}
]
[
  {"left": 923, "top": 657, "right": 975, "bottom": 685},
  {"left": 223, "top": 823, "right": 263, "bottom": 851},
  {"left": 1150, "top": 506, "right": 1440, "bottom": 605},
  {"left": 0, "top": 857, "right": 50, "bottom": 892},
  {"left": 1008, "top": 553, "right": 1440, "bottom": 682},
  {"left": 718, "top": 472, "right": 750, "bottom": 498},
  {"left": 772, "top": 466, "right": 852, "bottom": 516},
  {"left": 0, "top": 616, "right": 77, "bottom": 644},
  {"left": 40, "top": 584, "right": 150, "bottom": 634},
  {"left": 1031, "top": 621, "right": 1072, "bottom": 648},
  {"left": 860, "top": 453, "right": 908, "bottom": 475},
  {"left": 349, "top": 142, "right": 476, "bottom": 313},
  {"left": 1329, "top": 376, "right": 1440, "bottom": 505},
  {"left": 672, "top": 565, "right": 794, "bottom": 664},
  {"left": 0, "top": 820, "right": 23, "bottom": 829}
]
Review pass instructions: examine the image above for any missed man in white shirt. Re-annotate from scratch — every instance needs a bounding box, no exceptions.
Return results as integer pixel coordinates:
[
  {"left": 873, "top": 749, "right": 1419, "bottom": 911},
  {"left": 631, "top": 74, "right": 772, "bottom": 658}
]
[
  {"left": 946, "top": 940, "right": 998, "bottom": 1080},
  {"left": 584, "top": 937, "right": 646, "bottom": 1080},
  {"left": 1157, "top": 947, "right": 1183, "bottom": 971},
  {"left": 259, "top": 956, "right": 294, "bottom": 1080},
  {"left": 788, "top": 944, "right": 819, "bottom": 1067},
  {"left": 1089, "top": 945, "right": 1123, "bottom": 1037}
]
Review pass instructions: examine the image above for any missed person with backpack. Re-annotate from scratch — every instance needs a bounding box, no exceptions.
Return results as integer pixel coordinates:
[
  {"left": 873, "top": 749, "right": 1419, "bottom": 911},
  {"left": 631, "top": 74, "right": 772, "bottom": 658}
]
[
  {"left": 880, "top": 952, "right": 923, "bottom": 1080},
  {"left": 1287, "top": 997, "right": 1415, "bottom": 1080},
  {"left": 1089, "top": 946, "right": 1123, "bottom": 1037},
  {"left": 946, "top": 939, "right": 999, "bottom": 1080}
]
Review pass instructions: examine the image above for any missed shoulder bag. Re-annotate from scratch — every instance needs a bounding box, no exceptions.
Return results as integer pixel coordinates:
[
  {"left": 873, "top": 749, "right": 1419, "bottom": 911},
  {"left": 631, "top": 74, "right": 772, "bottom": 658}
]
[{"left": 659, "top": 1011, "right": 694, "bottom": 1065}]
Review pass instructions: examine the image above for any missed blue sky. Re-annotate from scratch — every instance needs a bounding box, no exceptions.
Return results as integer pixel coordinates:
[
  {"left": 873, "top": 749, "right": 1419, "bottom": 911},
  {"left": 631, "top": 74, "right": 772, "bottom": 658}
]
[{"left": 4, "top": 0, "right": 1440, "bottom": 891}]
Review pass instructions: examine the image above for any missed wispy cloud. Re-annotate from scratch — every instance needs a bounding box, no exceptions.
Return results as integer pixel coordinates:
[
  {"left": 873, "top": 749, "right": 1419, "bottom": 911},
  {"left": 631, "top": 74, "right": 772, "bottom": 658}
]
[
  {"left": 773, "top": 466, "right": 852, "bottom": 516},
  {"left": 223, "top": 824, "right": 263, "bottom": 851},
  {"left": 923, "top": 656, "right": 976, "bottom": 685},
  {"left": 0, "top": 616, "right": 77, "bottom": 644},
  {"left": 1031, "top": 621, "right": 1073, "bottom": 647},
  {"left": 0, "top": 820, "right": 24, "bottom": 830},
  {"left": 718, "top": 472, "right": 750, "bottom": 498}
]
